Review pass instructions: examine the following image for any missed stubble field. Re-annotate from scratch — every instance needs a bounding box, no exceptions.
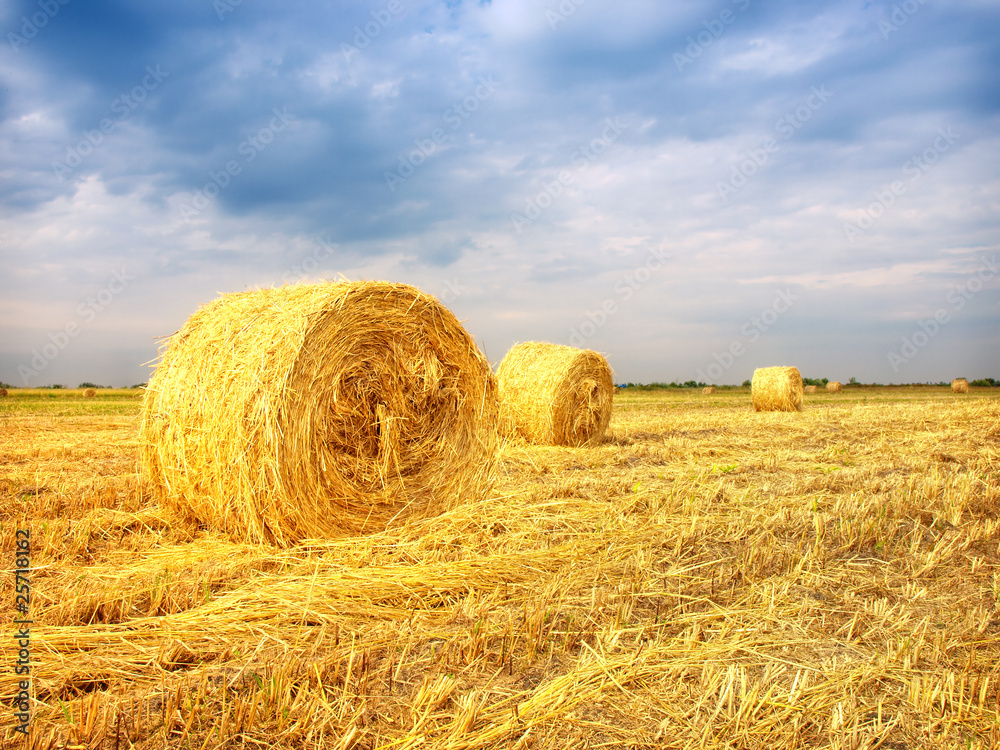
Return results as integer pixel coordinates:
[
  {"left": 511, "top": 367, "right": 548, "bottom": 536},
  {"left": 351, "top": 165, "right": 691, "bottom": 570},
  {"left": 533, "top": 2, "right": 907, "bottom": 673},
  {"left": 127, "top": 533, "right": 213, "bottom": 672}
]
[{"left": 1, "top": 386, "right": 998, "bottom": 749}]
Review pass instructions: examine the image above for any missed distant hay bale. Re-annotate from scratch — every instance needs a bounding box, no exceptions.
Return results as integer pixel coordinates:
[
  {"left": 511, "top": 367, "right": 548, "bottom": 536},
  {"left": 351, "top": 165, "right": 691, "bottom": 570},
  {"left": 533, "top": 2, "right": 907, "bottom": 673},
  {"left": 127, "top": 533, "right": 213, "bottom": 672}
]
[
  {"left": 826, "top": 381, "right": 843, "bottom": 392},
  {"left": 0, "top": 388, "right": 7, "bottom": 397},
  {"left": 951, "top": 378, "right": 969, "bottom": 393},
  {"left": 84, "top": 388, "right": 97, "bottom": 398},
  {"left": 141, "top": 281, "right": 500, "bottom": 546},
  {"left": 702, "top": 386, "right": 716, "bottom": 394},
  {"left": 804, "top": 385, "right": 819, "bottom": 393},
  {"left": 751, "top": 366, "right": 803, "bottom": 412},
  {"left": 496, "top": 342, "right": 613, "bottom": 446}
]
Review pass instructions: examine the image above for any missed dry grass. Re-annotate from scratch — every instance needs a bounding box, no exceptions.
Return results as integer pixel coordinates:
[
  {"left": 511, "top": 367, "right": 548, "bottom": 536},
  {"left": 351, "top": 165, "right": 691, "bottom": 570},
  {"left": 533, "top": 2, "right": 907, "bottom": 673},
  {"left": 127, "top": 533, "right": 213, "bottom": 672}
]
[
  {"left": 141, "top": 282, "right": 499, "bottom": 546},
  {"left": 496, "top": 342, "right": 613, "bottom": 447},
  {"left": 752, "top": 366, "right": 804, "bottom": 412},
  {"left": 1, "top": 386, "right": 999, "bottom": 749},
  {"left": 954, "top": 379, "right": 970, "bottom": 394}
]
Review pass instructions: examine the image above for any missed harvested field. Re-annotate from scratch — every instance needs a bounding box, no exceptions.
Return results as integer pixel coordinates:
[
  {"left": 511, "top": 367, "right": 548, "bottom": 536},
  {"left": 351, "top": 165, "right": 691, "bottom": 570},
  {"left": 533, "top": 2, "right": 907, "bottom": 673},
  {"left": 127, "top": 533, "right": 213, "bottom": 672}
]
[{"left": 1, "top": 386, "right": 999, "bottom": 749}]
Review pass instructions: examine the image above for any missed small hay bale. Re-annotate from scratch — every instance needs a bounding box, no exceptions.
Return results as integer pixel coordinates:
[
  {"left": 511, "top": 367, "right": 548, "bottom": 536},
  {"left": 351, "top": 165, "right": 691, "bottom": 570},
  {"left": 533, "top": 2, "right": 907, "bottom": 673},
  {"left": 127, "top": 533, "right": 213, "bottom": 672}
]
[
  {"left": 702, "top": 386, "right": 716, "bottom": 394},
  {"left": 496, "top": 342, "right": 613, "bottom": 446},
  {"left": 952, "top": 378, "right": 969, "bottom": 393},
  {"left": 84, "top": 388, "right": 97, "bottom": 398},
  {"left": 826, "top": 381, "right": 843, "bottom": 392},
  {"left": 0, "top": 388, "right": 7, "bottom": 398},
  {"left": 804, "top": 385, "right": 819, "bottom": 394},
  {"left": 141, "top": 281, "right": 500, "bottom": 546},
  {"left": 751, "top": 366, "right": 803, "bottom": 412}
]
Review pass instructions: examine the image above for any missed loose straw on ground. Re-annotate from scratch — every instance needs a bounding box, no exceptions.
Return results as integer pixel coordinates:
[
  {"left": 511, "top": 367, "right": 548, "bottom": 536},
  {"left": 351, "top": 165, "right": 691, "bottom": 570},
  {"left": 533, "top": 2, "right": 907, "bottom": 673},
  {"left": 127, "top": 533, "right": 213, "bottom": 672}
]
[
  {"left": 496, "top": 342, "right": 614, "bottom": 446},
  {"left": 141, "top": 281, "right": 500, "bottom": 546}
]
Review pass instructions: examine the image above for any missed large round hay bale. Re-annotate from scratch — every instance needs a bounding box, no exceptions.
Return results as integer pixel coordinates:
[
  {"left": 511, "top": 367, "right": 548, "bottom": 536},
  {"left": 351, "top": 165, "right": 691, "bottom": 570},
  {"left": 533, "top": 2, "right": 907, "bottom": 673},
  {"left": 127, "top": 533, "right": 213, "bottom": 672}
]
[
  {"left": 496, "top": 342, "right": 613, "bottom": 446},
  {"left": 141, "top": 281, "right": 500, "bottom": 546},
  {"left": 702, "top": 386, "right": 716, "bottom": 394},
  {"left": 751, "top": 366, "right": 803, "bottom": 412},
  {"left": 804, "top": 385, "right": 819, "bottom": 394},
  {"left": 83, "top": 388, "right": 97, "bottom": 398},
  {"left": 826, "top": 381, "right": 843, "bottom": 392},
  {"left": 951, "top": 378, "right": 969, "bottom": 393}
]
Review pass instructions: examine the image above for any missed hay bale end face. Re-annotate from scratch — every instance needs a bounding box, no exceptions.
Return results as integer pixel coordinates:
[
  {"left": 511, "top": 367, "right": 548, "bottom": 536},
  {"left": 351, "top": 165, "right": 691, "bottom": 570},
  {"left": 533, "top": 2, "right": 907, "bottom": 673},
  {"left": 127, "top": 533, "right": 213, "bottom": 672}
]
[
  {"left": 141, "top": 281, "right": 500, "bottom": 546},
  {"left": 496, "top": 342, "right": 614, "bottom": 446},
  {"left": 751, "top": 366, "right": 803, "bottom": 412},
  {"left": 826, "top": 381, "right": 843, "bottom": 392},
  {"left": 804, "top": 385, "right": 819, "bottom": 393},
  {"left": 83, "top": 388, "right": 97, "bottom": 398},
  {"left": 702, "top": 386, "right": 716, "bottom": 394},
  {"left": 0, "top": 388, "right": 7, "bottom": 398},
  {"left": 951, "top": 378, "right": 969, "bottom": 393}
]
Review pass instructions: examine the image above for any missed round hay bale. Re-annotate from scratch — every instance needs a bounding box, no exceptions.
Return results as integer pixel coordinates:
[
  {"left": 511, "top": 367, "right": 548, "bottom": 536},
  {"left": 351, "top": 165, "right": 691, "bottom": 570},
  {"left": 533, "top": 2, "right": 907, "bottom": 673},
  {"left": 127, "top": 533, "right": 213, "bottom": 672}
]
[
  {"left": 702, "top": 386, "right": 716, "bottom": 394},
  {"left": 84, "top": 388, "right": 97, "bottom": 398},
  {"left": 751, "top": 366, "right": 803, "bottom": 412},
  {"left": 496, "top": 342, "right": 613, "bottom": 446},
  {"left": 140, "top": 281, "right": 500, "bottom": 546},
  {"left": 0, "top": 388, "right": 7, "bottom": 398},
  {"left": 804, "top": 385, "right": 819, "bottom": 394},
  {"left": 826, "top": 381, "right": 843, "bottom": 392},
  {"left": 951, "top": 378, "right": 969, "bottom": 393}
]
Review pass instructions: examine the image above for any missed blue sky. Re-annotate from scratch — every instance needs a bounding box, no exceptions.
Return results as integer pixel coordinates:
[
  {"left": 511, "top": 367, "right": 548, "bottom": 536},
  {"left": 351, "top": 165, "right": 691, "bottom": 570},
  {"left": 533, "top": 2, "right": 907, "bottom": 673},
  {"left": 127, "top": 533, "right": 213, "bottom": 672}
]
[{"left": 1, "top": 0, "right": 998, "bottom": 387}]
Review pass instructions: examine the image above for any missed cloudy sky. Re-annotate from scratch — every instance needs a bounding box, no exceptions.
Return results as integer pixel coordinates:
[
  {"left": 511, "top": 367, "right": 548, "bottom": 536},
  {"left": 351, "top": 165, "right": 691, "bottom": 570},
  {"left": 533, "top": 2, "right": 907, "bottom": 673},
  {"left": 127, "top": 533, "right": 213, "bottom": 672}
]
[{"left": 1, "top": 0, "right": 998, "bottom": 388}]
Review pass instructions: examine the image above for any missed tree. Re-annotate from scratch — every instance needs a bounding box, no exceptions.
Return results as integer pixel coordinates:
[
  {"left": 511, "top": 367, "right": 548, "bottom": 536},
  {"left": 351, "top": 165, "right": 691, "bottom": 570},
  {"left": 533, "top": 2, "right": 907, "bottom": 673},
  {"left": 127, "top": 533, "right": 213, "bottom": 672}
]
[{"left": 803, "top": 377, "right": 829, "bottom": 387}]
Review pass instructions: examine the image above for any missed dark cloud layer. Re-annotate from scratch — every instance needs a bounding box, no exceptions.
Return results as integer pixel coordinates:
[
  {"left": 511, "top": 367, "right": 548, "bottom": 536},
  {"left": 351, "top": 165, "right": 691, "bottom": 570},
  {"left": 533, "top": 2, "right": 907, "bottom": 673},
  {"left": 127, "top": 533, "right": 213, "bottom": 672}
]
[{"left": 1, "top": 0, "right": 998, "bottom": 387}]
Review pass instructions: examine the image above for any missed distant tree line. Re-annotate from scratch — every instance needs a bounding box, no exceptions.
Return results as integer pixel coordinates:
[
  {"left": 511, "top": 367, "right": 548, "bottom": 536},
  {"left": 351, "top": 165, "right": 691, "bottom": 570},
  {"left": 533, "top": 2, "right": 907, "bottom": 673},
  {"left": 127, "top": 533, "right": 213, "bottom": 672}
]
[
  {"left": 0, "top": 382, "right": 149, "bottom": 389},
  {"left": 616, "top": 376, "right": 1000, "bottom": 389},
  {"left": 970, "top": 377, "right": 999, "bottom": 387},
  {"left": 618, "top": 381, "right": 708, "bottom": 390}
]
